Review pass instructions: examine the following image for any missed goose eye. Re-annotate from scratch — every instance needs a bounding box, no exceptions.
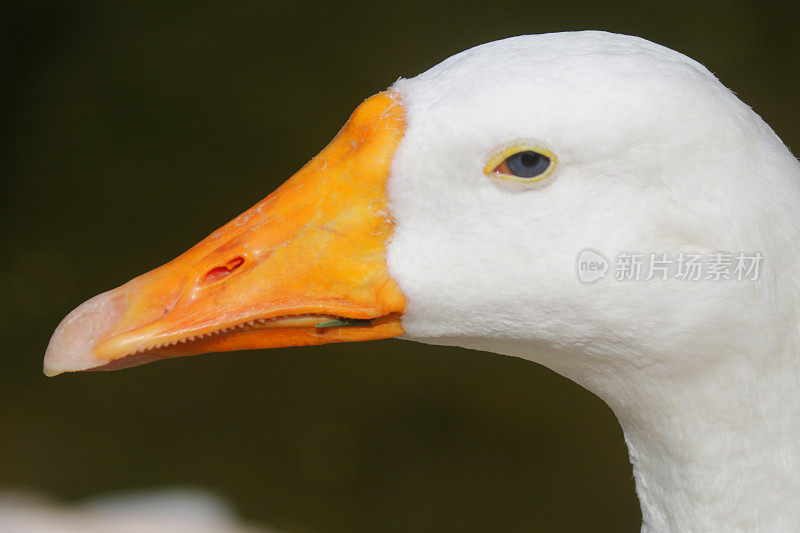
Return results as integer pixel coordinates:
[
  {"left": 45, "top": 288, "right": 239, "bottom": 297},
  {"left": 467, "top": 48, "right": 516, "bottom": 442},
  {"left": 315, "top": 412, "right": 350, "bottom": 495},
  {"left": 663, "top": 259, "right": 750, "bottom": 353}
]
[
  {"left": 495, "top": 151, "right": 551, "bottom": 179},
  {"left": 486, "top": 146, "right": 557, "bottom": 183}
]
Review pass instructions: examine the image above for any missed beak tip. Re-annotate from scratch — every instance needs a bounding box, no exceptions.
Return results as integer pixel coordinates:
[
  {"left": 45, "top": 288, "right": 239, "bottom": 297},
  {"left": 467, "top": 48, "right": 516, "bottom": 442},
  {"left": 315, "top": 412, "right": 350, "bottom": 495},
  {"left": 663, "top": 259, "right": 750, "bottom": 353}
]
[
  {"left": 42, "top": 365, "right": 62, "bottom": 378},
  {"left": 43, "top": 288, "right": 127, "bottom": 376}
]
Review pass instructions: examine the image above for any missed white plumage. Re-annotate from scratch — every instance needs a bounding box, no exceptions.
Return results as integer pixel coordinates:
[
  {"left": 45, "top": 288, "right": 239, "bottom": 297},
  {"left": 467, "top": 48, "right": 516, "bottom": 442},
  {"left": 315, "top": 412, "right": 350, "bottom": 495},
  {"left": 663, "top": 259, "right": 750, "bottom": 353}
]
[
  {"left": 0, "top": 489, "right": 273, "bottom": 533},
  {"left": 386, "top": 32, "right": 800, "bottom": 531}
]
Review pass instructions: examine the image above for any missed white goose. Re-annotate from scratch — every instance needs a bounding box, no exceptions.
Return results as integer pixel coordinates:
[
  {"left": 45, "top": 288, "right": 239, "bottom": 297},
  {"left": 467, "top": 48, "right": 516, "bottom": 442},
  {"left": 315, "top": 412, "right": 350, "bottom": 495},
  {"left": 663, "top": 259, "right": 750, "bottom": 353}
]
[{"left": 45, "top": 31, "right": 800, "bottom": 531}]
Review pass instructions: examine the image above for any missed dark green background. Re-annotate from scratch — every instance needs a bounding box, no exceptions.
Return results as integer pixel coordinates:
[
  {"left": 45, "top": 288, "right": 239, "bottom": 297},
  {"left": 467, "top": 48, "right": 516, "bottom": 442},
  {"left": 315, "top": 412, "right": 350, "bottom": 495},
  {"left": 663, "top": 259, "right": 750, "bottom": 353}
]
[{"left": 2, "top": 1, "right": 798, "bottom": 531}]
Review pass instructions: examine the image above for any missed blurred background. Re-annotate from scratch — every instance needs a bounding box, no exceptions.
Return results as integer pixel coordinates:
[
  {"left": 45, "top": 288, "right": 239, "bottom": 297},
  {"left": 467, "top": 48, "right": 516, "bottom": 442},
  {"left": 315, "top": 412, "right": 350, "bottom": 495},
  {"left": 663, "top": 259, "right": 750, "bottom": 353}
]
[{"left": 2, "top": 1, "right": 798, "bottom": 531}]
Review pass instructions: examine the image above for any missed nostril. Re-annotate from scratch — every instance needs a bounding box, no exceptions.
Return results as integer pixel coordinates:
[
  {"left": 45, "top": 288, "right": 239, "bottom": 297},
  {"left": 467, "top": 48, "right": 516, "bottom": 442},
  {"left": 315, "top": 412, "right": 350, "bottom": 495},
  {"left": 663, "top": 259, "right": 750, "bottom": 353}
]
[{"left": 200, "top": 256, "right": 245, "bottom": 286}]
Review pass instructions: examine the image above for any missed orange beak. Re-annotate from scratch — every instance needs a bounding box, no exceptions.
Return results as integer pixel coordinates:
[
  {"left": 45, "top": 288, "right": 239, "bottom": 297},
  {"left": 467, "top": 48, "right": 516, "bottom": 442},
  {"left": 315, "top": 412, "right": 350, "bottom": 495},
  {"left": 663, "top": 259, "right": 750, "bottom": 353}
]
[{"left": 44, "top": 92, "right": 407, "bottom": 376}]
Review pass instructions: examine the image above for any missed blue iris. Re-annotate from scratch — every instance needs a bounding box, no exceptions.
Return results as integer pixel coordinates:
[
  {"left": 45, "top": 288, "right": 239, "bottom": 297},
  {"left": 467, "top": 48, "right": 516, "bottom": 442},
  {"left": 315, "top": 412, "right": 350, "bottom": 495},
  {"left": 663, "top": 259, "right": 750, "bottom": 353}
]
[{"left": 505, "top": 151, "right": 550, "bottom": 178}]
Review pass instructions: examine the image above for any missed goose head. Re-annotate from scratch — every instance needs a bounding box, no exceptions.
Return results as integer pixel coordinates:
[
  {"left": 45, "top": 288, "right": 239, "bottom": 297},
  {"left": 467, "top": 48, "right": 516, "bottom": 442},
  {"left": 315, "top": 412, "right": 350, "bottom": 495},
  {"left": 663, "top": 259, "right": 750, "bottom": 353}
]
[
  {"left": 45, "top": 31, "right": 800, "bottom": 530},
  {"left": 389, "top": 32, "right": 800, "bottom": 398}
]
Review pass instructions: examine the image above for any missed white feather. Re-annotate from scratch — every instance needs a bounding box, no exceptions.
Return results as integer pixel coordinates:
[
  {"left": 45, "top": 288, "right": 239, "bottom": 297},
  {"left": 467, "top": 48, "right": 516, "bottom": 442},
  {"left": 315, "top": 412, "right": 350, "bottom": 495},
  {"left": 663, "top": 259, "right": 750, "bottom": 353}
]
[
  {"left": 387, "top": 31, "right": 800, "bottom": 531},
  {"left": 0, "top": 489, "right": 275, "bottom": 533}
]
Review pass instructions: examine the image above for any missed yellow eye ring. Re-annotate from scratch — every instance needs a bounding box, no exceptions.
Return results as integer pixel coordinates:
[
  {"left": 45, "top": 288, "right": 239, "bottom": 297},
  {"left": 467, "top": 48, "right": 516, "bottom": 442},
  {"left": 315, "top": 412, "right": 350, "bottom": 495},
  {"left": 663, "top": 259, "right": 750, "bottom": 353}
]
[{"left": 484, "top": 145, "right": 557, "bottom": 183}]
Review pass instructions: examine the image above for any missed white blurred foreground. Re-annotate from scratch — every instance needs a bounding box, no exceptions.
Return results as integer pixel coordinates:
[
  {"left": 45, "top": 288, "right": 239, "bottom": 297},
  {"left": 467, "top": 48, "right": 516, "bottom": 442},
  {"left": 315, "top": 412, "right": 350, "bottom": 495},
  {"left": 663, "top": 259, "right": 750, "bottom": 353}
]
[{"left": 0, "top": 488, "right": 278, "bottom": 533}]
